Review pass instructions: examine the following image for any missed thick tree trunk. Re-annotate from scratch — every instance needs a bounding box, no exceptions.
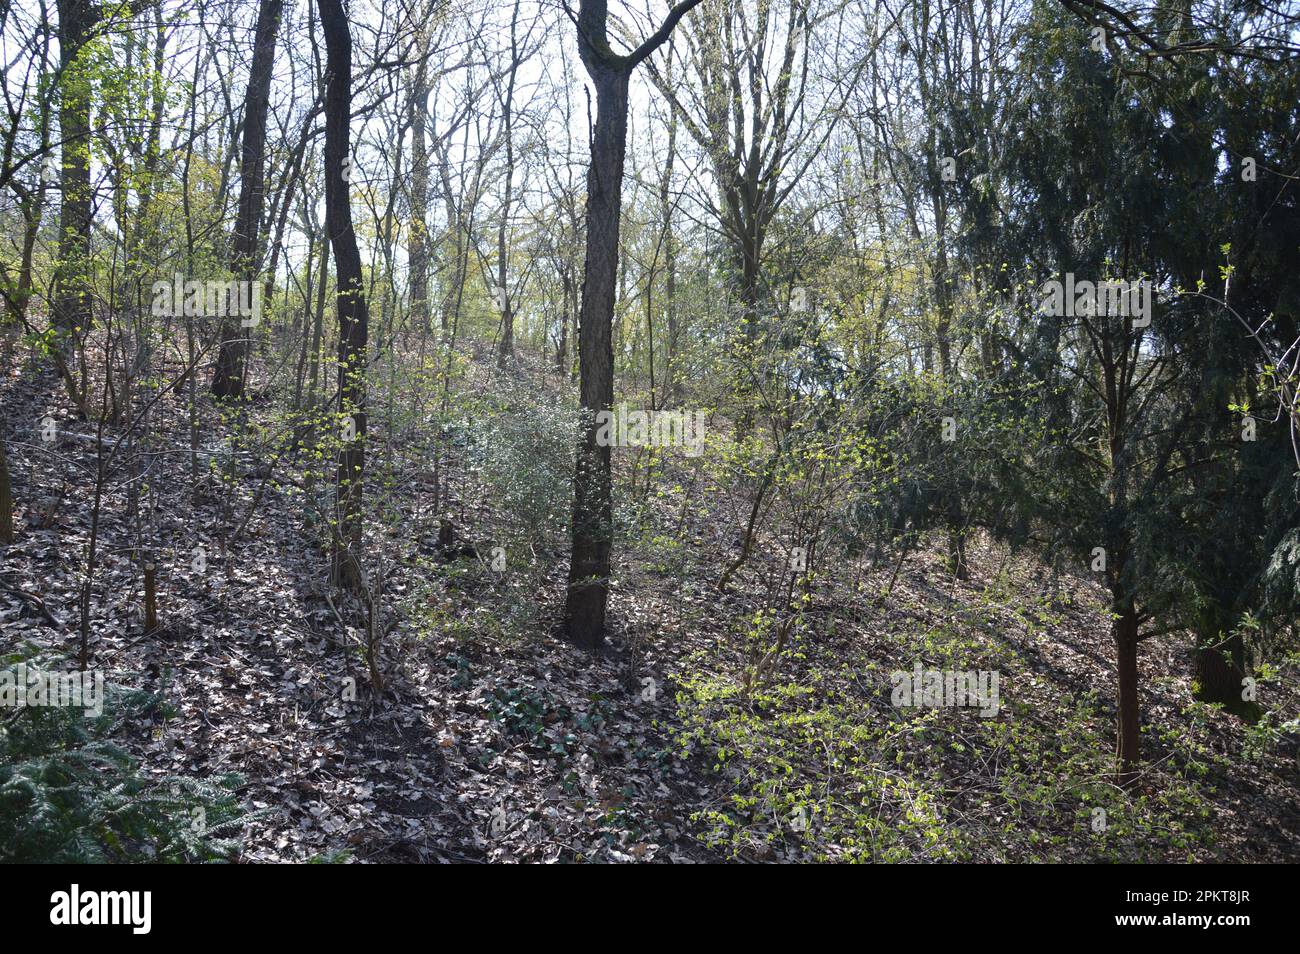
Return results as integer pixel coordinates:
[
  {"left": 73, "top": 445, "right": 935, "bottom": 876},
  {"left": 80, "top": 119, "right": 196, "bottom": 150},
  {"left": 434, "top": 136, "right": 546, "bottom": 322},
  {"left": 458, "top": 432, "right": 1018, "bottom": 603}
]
[
  {"left": 1114, "top": 605, "right": 1141, "bottom": 786},
  {"left": 1195, "top": 639, "right": 1243, "bottom": 701},
  {"left": 52, "top": 0, "right": 99, "bottom": 340},
  {"left": 564, "top": 64, "right": 628, "bottom": 650},
  {"left": 213, "top": 0, "right": 284, "bottom": 400},
  {"left": 320, "top": 0, "right": 369, "bottom": 592},
  {"left": 1194, "top": 617, "right": 1252, "bottom": 715},
  {"left": 733, "top": 236, "right": 762, "bottom": 436},
  {"left": 563, "top": 0, "right": 700, "bottom": 650}
]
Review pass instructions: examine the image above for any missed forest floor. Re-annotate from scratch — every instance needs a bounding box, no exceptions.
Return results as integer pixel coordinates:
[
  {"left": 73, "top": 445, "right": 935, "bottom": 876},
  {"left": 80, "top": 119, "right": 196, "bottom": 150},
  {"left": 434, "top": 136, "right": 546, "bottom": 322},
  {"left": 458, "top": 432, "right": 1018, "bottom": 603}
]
[{"left": 3, "top": 344, "right": 1299, "bottom": 863}]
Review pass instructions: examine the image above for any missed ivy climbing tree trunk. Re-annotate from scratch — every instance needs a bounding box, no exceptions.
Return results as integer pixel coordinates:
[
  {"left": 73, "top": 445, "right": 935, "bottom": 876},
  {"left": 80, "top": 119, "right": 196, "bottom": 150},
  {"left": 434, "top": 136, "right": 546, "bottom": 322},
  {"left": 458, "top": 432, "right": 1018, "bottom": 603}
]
[
  {"left": 52, "top": 0, "right": 99, "bottom": 343},
  {"left": 407, "top": 43, "right": 431, "bottom": 333}
]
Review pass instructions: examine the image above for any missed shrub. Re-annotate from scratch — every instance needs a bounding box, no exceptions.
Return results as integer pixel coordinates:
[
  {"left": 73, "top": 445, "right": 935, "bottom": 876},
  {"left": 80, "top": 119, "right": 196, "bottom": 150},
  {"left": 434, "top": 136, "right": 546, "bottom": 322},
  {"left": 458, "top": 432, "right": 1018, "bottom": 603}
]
[{"left": 0, "top": 661, "right": 252, "bottom": 863}]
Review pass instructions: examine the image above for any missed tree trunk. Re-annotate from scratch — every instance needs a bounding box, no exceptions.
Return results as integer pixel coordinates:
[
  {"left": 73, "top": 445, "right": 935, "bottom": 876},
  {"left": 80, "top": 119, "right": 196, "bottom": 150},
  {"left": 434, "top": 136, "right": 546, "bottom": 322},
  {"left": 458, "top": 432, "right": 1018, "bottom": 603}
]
[
  {"left": 733, "top": 234, "right": 762, "bottom": 436},
  {"left": 213, "top": 0, "right": 284, "bottom": 400},
  {"left": 7, "top": 188, "right": 45, "bottom": 330},
  {"left": 408, "top": 53, "right": 431, "bottom": 333},
  {"left": 52, "top": 0, "right": 99, "bottom": 340},
  {"left": 320, "top": 0, "right": 369, "bottom": 592},
  {"left": 563, "top": 0, "right": 700, "bottom": 649},
  {"left": 0, "top": 438, "right": 14, "bottom": 544},
  {"left": 1195, "top": 638, "right": 1243, "bottom": 701},
  {"left": 309, "top": 229, "right": 328, "bottom": 406},
  {"left": 1114, "top": 605, "right": 1141, "bottom": 786},
  {"left": 1194, "top": 616, "right": 1253, "bottom": 716},
  {"left": 564, "top": 64, "right": 628, "bottom": 650},
  {"left": 495, "top": 0, "right": 521, "bottom": 368},
  {"left": 658, "top": 58, "right": 678, "bottom": 404},
  {"left": 557, "top": 268, "right": 571, "bottom": 375},
  {"left": 142, "top": 557, "right": 158, "bottom": 633}
]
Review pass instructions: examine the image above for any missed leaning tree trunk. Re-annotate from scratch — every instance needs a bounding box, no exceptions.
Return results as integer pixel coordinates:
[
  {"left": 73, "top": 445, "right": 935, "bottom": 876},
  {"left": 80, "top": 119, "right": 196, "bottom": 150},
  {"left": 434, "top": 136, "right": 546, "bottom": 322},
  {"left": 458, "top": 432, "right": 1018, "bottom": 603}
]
[
  {"left": 320, "top": 0, "right": 369, "bottom": 592},
  {"left": 213, "top": 0, "right": 284, "bottom": 400}
]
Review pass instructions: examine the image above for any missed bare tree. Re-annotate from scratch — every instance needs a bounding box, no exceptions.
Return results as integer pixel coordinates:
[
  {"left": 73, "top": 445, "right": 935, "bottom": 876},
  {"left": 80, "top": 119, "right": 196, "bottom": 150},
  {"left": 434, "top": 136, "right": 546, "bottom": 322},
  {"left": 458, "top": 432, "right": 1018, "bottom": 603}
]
[
  {"left": 213, "top": 0, "right": 286, "bottom": 400},
  {"left": 647, "top": 0, "right": 866, "bottom": 431},
  {"left": 563, "top": 0, "right": 702, "bottom": 650},
  {"left": 407, "top": 24, "right": 434, "bottom": 333},
  {"left": 319, "top": 0, "right": 370, "bottom": 592}
]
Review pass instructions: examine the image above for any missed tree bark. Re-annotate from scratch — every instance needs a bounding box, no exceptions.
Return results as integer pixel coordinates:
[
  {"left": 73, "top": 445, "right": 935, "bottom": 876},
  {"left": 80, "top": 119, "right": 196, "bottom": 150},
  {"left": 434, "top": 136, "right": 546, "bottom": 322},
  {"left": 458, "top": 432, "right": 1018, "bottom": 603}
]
[
  {"left": 564, "top": 63, "right": 627, "bottom": 650},
  {"left": 1114, "top": 605, "right": 1141, "bottom": 786},
  {"left": 1194, "top": 614, "right": 1251, "bottom": 715},
  {"left": 495, "top": 0, "right": 521, "bottom": 368},
  {"left": 320, "top": 0, "right": 369, "bottom": 591},
  {"left": 211, "top": 0, "right": 283, "bottom": 400},
  {"left": 52, "top": 0, "right": 99, "bottom": 340},
  {"left": 1195, "top": 639, "right": 1245, "bottom": 704},
  {"left": 557, "top": 267, "right": 572, "bottom": 375},
  {"left": 213, "top": 0, "right": 284, "bottom": 400},
  {"left": 408, "top": 51, "right": 431, "bottom": 333},
  {"left": 658, "top": 54, "right": 678, "bottom": 404},
  {"left": 0, "top": 438, "right": 14, "bottom": 544},
  {"left": 563, "top": 0, "right": 701, "bottom": 649}
]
